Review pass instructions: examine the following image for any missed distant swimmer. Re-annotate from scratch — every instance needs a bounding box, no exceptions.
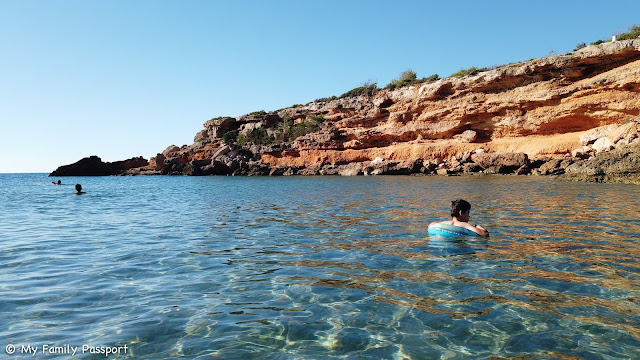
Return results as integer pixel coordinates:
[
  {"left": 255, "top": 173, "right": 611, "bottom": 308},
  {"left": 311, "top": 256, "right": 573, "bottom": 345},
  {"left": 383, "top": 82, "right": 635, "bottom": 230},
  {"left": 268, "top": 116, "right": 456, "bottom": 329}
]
[
  {"left": 429, "top": 199, "right": 489, "bottom": 237},
  {"left": 52, "top": 180, "right": 62, "bottom": 185},
  {"left": 75, "top": 184, "right": 86, "bottom": 195}
]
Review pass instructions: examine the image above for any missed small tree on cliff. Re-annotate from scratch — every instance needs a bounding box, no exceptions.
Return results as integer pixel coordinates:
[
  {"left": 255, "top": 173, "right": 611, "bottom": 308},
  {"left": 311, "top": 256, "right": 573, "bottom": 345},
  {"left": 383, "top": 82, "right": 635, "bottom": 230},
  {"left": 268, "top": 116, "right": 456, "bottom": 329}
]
[
  {"left": 385, "top": 69, "right": 438, "bottom": 89},
  {"left": 222, "top": 130, "right": 239, "bottom": 145},
  {"left": 340, "top": 80, "right": 379, "bottom": 98},
  {"left": 399, "top": 69, "right": 417, "bottom": 82},
  {"left": 617, "top": 24, "right": 640, "bottom": 40}
]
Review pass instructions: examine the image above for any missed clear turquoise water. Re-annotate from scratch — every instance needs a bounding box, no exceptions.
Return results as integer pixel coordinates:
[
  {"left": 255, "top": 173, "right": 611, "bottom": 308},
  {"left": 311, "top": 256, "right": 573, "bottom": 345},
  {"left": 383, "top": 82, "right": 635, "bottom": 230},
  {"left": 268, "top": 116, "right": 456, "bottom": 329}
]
[{"left": 1, "top": 174, "right": 639, "bottom": 359}]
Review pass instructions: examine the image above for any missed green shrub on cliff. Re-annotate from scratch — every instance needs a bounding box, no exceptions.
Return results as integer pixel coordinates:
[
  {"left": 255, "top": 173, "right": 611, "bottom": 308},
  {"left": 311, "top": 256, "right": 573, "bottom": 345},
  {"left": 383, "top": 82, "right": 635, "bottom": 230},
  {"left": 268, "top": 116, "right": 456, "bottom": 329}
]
[
  {"left": 340, "top": 82, "right": 379, "bottom": 98},
  {"left": 422, "top": 74, "right": 440, "bottom": 82},
  {"left": 616, "top": 24, "right": 640, "bottom": 40},
  {"left": 385, "top": 70, "right": 439, "bottom": 90},
  {"left": 450, "top": 66, "right": 489, "bottom": 77},
  {"left": 309, "top": 114, "right": 325, "bottom": 122},
  {"left": 315, "top": 96, "right": 338, "bottom": 103},
  {"left": 230, "top": 128, "right": 274, "bottom": 147},
  {"left": 397, "top": 69, "right": 417, "bottom": 82},
  {"left": 290, "top": 119, "right": 320, "bottom": 140},
  {"left": 385, "top": 69, "right": 416, "bottom": 89},
  {"left": 246, "top": 128, "right": 273, "bottom": 145},
  {"left": 590, "top": 24, "right": 640, "bottom": 45},
  {"left": 274, "top": 118, "right": 294, "bottom": 142},
  {"left": 237, "top": 133, "right": 247, "bottom": 147},
  {"left": 222, "top": 130, "right": 239, "bottom": 145},
  {"left": 271, "top": 116, "right": 322, "bottom": 143}
]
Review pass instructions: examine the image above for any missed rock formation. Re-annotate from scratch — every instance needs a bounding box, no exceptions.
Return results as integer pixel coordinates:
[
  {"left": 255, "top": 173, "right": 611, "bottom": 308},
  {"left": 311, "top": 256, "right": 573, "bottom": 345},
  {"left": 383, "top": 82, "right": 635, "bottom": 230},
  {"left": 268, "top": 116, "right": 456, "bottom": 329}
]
[
  {"left": 51, "top": 39, "right": 640, "bottom": 183},
  {"left": 49, "top": 156, "right": 148, "bottom": 176},
  {"left": 563, "top": 144, "right": 640, "bottom": 183}
]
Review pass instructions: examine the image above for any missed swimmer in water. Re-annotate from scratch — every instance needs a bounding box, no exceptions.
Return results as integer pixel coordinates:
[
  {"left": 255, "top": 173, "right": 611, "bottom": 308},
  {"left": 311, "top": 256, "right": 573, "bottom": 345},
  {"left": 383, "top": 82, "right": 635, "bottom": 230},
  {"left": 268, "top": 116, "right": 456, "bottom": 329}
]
[
  {"left": 430, "top": 199, "right": 489, "bottom": 237},
  {"left": 75, "top": 184, "right": 86, "bottom": 194},
  {"left": 52, "top": 180, "right": 62, "bottom": 185}
]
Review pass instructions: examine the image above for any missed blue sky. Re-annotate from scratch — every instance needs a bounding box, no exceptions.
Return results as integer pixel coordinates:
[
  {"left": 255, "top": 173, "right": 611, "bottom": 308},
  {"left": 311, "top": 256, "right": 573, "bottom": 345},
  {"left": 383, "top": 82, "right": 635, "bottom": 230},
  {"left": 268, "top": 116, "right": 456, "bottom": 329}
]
[{"left": 2, "top": 0, "right": 639, "bottom": 173}]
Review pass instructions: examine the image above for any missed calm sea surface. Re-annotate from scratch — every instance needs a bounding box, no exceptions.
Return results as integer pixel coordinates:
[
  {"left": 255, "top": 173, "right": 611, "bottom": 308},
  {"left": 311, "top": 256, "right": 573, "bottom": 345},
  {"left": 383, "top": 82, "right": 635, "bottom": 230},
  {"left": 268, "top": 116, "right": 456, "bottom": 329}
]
[{"left": 1, "top": 174, "right": 639, "bottom": 359}]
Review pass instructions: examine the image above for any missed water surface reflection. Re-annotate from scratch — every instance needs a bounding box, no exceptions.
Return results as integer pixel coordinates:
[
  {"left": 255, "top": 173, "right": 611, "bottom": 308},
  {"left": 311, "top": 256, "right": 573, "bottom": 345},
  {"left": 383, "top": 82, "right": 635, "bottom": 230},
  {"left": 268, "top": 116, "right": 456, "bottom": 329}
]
[{"left": 1, "top": 175, "right": 639, "bottom": 359}]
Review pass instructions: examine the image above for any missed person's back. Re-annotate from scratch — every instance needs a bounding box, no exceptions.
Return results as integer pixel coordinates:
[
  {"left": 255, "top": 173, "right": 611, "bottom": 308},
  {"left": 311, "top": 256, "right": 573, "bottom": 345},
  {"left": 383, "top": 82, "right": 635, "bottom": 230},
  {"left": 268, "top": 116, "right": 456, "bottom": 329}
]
[{"left": 430, "top": 199, "right": 489, "bottom": 237}]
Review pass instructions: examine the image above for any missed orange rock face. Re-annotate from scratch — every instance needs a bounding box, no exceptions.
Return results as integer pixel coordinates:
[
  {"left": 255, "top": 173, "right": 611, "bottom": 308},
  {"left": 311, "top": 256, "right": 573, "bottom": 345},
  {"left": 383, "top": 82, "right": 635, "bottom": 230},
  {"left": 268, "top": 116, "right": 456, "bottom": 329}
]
[
  {"left": 53, "top": 41, "right": 640, "bottom": 179},
  {"left": 258, "top": 40, "right": 640, "bottom": 168},
  {"left": 146, "top": 39, "right": 640, "bottom": 178}
]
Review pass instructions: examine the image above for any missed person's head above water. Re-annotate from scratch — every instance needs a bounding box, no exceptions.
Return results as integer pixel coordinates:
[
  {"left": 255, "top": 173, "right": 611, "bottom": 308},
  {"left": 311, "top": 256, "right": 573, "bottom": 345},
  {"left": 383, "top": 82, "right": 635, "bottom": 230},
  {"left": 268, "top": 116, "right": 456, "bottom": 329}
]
[
  {"left": 429, "top": 198, "right": 488, "bottom": 237},
  {"left": 75, "top": 184, "right": 84, "bottom": 194},
  {"left": 450, "top": 199, "right": 471, "bottom": 221}
]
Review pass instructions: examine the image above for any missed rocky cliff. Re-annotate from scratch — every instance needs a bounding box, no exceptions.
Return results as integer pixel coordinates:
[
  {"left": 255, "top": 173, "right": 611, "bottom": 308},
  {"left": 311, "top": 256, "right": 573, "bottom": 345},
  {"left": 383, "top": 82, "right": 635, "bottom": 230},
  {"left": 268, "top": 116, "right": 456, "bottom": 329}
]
[
  {"left": 51, "top": 39, "right": 640, "bottom": 182},
  {"left": 49, "top": 156, "right": 148, "bottom": 176}
]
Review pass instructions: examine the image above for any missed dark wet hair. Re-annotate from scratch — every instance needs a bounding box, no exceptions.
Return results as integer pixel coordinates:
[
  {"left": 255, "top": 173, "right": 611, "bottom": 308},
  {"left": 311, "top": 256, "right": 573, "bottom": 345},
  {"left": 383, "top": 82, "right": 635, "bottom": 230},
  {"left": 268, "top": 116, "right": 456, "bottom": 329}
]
[
  {"left": 75, "top": 184, "right": 82, "bottom": 192},
  {"left": 450, "top": 199, "right": 471, "bottom": 217}
]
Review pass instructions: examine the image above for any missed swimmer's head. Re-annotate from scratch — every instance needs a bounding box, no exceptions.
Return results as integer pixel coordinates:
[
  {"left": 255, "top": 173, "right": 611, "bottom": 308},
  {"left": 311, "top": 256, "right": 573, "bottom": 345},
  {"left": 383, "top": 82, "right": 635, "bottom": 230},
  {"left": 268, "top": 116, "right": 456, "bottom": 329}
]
[{"left": 450, "top": 199, "right": 471, "bottom": 220}]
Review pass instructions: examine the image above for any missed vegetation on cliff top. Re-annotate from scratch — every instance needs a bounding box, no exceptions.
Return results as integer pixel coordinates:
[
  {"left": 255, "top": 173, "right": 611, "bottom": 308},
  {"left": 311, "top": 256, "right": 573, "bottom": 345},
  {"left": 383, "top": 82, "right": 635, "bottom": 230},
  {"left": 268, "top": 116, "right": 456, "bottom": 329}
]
[
  {"left": 222, "top": 128, "right": 272, "bottom": 147},
  {"left": 587, "top": 24, "right": 640, "bottom": 47},
  {"left": 321, "top": 24, "right": 640, "bottom": 105},
  {"left": 616, "top": 24, "right": 640, "bottom": 40},
  {"left": 385, "top": 70, "right": 439, "bottom": 90},
  {"left": 273, "top": 116, "right": 323, "bottom": 143},
  {"left": 212, "top": 23, "right": 640, "bottom": 144},
  {"left": 222, "top": 114, "right": 325, "bottom": 147},
  {"left": 336, "top": 70, "right": 441, "bottom": 99},
  {"left": 450, "top": 66, "right": 490, "bottom": 77},
  {"left": 339, "top": 81, "right": 378, "bottom": 98},
  {"left": 222, "top": 130, "right": 240, "bottom": 145}
]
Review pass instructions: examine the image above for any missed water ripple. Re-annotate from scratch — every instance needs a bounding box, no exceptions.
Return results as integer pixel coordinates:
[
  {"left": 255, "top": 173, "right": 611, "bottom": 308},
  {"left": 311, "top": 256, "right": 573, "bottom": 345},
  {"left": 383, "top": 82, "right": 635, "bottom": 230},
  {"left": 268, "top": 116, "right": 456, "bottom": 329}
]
[{"left": 1, "top": 174, "right": 639, "bottom": 359}]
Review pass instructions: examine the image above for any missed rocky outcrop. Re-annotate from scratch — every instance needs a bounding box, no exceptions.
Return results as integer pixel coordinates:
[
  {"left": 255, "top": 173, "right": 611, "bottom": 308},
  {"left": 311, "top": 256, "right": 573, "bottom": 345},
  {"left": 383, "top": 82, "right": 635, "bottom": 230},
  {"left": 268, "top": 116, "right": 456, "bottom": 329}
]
[
  {"left": 574, "top": 117, "right": 640, "bottom": 156},
  {"left": 563, "top": 144, "right": 640, "bottom": 183},
  {"left": 49, "top": 156, "right": 149, "bottom": 176},
  {"left": 256, "top": 40, "right": 640, "bottom": 170},
  {"left": 50, "top": 39, "right": 640, "bottom": 182},
  {"left": 470, "top": 152, "right": 529, "bottom": 173}
]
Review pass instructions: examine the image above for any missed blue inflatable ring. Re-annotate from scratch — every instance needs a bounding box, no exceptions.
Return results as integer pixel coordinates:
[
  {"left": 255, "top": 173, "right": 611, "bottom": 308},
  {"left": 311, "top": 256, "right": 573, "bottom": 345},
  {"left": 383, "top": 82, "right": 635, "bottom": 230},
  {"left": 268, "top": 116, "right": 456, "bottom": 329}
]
[{"left": 428, "top": 223, "right": 481, "bottom": 237}]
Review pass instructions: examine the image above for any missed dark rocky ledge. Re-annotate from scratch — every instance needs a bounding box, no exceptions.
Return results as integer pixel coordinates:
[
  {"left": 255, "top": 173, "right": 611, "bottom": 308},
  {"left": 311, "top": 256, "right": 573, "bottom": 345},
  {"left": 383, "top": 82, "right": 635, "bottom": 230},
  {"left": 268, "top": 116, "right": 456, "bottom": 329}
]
[
  {"left": 562, "top": 145, "right": 640, "bottom": 184},
  {"left": 49, "top": 156, "right": 148, "bottom": 176},
  {"left": 49, "top": 144, "right": 640, "bottom": 184}
]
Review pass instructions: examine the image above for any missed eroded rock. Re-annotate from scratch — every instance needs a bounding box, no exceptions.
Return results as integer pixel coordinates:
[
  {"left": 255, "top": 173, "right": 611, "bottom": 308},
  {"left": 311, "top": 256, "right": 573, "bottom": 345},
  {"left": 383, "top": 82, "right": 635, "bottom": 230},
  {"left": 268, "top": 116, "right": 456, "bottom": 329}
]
[
  {"left": 470, "top": 152, "right": 529, "bottom": 173},
  {"left": 453, "top": 130, "right": 478, "bottom": 143},
  {"left": 564, "top": 144, "right": 640, "bottom": 183}
]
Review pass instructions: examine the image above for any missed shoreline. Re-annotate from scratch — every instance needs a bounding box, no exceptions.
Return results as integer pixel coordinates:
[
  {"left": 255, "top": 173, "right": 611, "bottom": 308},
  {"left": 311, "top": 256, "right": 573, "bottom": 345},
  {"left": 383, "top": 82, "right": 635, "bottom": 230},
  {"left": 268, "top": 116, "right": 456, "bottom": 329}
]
[{"left": 48, "top": 143, "right": 640, "bottom": 185}]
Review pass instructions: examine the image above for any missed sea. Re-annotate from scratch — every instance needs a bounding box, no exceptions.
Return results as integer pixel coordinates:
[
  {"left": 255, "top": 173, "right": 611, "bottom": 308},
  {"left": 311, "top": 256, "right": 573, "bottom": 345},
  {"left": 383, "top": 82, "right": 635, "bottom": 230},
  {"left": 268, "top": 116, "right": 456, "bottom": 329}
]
[{"left": 1, "top": 173, "right": 639, "bottom": 359}]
